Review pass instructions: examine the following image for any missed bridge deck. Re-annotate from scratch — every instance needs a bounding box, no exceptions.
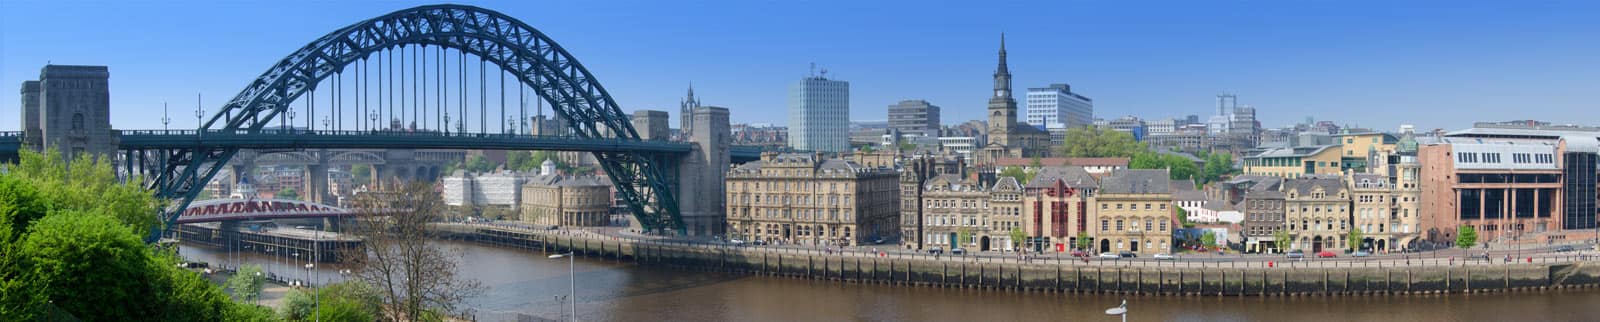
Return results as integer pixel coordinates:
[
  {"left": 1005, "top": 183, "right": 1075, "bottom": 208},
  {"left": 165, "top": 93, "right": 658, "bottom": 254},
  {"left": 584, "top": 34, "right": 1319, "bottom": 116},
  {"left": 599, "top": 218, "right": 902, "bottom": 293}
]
[{"left": 0, "top": 130, "right": 763, "bottom": 161}]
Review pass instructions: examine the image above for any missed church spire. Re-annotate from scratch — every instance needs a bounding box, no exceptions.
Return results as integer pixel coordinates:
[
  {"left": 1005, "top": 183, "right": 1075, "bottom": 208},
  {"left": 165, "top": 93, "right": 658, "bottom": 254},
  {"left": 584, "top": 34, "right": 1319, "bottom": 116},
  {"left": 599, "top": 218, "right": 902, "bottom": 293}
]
[{"left": 993, "top": 33, "right": 1012, "bottom": 98}]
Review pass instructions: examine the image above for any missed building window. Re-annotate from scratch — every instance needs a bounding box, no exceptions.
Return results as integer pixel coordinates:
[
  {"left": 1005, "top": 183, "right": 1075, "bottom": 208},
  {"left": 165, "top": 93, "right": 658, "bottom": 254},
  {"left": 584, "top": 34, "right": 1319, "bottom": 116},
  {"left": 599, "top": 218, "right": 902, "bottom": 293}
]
[{"left": 1116, "top": 220, "right": 1124, "bottom": 231}]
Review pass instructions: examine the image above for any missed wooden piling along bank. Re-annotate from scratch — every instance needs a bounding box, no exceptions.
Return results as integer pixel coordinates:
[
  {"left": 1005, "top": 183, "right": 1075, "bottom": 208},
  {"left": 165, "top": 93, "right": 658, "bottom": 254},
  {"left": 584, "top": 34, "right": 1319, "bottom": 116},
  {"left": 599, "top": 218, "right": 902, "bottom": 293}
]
[{"left": 433, "top": 225, "right": 1600, "bottom": 296}]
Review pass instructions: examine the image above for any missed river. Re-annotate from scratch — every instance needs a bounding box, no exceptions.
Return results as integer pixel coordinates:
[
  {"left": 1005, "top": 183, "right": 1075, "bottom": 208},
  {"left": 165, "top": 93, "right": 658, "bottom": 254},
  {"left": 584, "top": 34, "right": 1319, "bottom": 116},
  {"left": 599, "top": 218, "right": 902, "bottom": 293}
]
[{"left": 180, "top": 239, "right": 1599, "bottom": 322}]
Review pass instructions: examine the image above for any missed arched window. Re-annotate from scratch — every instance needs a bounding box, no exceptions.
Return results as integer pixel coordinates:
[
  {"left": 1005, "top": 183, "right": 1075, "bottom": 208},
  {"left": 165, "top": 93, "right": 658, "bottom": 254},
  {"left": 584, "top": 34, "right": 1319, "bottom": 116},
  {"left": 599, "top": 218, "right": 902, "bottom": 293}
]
[{"left": 72, "top": 113, "right": 85, "bottom": 130}]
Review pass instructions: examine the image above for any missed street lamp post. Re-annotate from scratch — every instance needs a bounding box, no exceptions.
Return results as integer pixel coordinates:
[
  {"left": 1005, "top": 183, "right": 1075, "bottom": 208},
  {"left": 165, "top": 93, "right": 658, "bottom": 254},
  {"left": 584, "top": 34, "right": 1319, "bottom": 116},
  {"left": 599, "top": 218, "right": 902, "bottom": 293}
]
[
  {"left": 162, "top": 102, "right": 171, "bottom": 131},
  {"left": 252, "top": 271, "right": 263, "bottom": 305},
  {"left": 548, "top": 252, "right": 576, "bottom": 321},
  {"left": 194, "top": 96, "right": 205, "bottom": 133},
  {"left": 304, "top": 262, "right": 317, "bottom": 322}
]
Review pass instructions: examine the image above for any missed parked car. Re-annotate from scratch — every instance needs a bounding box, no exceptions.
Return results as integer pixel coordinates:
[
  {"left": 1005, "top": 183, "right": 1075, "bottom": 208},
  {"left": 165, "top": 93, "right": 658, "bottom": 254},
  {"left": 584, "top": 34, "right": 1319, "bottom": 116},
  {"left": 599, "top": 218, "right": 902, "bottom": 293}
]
[
  {"left": 929, "top": 247, "right": 944, "bottom": 255},
  {"left": 1096, "top": 252, "right": 1119, "bottom": 259},
  {"left": 752, "top": 240, "right": 768, "bottom": 246},
  {"left": 951, "top": 248, "right": 966, "bottom": 255},
  {"left": 1286, "top": 250, "right": 1306, "bottom": 259},
  {"left": 728, "top": 239, "right": 746, "bottom": 245},
  {"left": 1153, "top": 253, "right": 1177, "bottom": 261},
  {"left": 1353, "top": 250, "right": 1372, "bottom": 257},
  {"left": 1316, "top": 250, "right": 1338, "bottom": 258},
  {"left": 1070, "top": 250, "right": 1089, "bottom": 257},
  {"left": 872, "top": 238, "right": 886, "bottom": 245},
  {"left": 1555, "top": 245, "right": 1576, "bottom": 252},
  {"left": 1119, "top": 251, "right": 1138, "bottom": 258}
]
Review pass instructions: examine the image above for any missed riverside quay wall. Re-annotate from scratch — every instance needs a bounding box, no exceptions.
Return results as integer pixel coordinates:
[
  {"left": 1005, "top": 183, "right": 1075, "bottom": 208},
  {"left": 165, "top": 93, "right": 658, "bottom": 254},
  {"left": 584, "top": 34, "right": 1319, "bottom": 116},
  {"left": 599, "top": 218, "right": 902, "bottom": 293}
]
[{"left": 431, "top": 224, "right": 1600, "bottom": 296}]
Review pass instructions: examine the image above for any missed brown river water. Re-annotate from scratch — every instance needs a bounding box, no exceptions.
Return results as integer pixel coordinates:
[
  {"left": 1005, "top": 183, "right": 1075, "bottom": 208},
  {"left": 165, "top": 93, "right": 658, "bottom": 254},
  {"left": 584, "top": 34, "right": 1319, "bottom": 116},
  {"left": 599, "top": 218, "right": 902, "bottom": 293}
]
[{"left": 180, "top": 239, "right": 1600, "bottom": 322}]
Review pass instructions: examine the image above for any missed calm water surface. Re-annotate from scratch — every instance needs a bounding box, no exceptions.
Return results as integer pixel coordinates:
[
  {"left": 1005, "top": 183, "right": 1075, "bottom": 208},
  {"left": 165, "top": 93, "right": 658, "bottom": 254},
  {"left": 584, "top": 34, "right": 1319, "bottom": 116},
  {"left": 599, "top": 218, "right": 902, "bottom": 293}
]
[{"left": 181, "top": 239, "right": 1600, "bottom": 322}]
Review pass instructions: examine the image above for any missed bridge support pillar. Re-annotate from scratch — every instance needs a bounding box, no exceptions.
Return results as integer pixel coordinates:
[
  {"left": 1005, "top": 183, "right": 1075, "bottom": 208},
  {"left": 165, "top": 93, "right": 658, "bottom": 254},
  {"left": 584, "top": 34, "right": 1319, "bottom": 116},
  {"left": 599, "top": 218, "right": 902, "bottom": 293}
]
[
  {"left": 303, "top": 164, "right": 330, "bottom": 204},
  {"left": 674, "top": 106, "right": 729, "bottom": 237},
  {"left": 218, "top": 220, "right": 240, "bottom": 250},
  {"left": 322, "top": 217, "right": 343, "bottom": 232}
]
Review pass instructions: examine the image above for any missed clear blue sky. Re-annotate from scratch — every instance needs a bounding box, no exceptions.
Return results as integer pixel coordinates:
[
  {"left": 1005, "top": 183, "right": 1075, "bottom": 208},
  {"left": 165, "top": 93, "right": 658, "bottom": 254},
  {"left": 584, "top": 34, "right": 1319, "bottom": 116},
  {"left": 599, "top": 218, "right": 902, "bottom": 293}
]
[{"left": 3, "top": 0, "right": 1597, "bottom": 132}]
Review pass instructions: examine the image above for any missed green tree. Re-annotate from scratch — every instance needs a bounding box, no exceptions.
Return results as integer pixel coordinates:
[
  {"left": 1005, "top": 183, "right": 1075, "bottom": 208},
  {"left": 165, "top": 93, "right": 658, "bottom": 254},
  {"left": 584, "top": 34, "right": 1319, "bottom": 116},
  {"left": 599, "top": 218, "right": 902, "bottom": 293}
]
[
  {"left": 1008, "top": 227, "right": 1027, "bottom": 251},
  {"left": 4, "top": 149, "right": 161, "bottom": 238},
  {"left": 1059, "top": 127, "right": 1147, "bottom": 158},
  {"left": 464, "top": 155, "right": 496, "bottom": 173},
  {"left": 227, "top": 265, "right": 267, "bottom": 304},
  {"left": 505, "top": 151, "right": 534, "bottom": 172},
  {"left": 998, "top": 166, "right": 1033, "bottom": 183},
  {"left": 1, "top": 149, "right": 268, "bottom": 321},
  {"left": 1200, "top": 152, "right": 1235, "bottom": 184},
  {"left": 1075, "top": 232, "right": 1092, "bottom": 251},
  {"left": 1201, "top": 231, "right": 1218, "bottom": 248},
  {"left": 956, "top": 227, "right": 973, "bottom": 246},
  {"left": 310, "top": 282, "right": 383, "bottom": 322},
  {"left": 1456, "top": 225, "right": 1478, "bottom": 250},
  {"left": 277, "top": 187, "right": 299, "bottom": 200},
  {"left": 1175, "top": 207, "right": 1195, "bottom": 229},
  {"left": 1273, "top": 230, "right": 1292, "bottom": 252},
  {"left": 351, "top": 164, "right": 372, "bottom": 185},
  {"left": 1130, "top": 152, "right": 1200, "bottom": 182},
  {"left": 1348, "top": 228, "right": 1365, "bottom": 251}
]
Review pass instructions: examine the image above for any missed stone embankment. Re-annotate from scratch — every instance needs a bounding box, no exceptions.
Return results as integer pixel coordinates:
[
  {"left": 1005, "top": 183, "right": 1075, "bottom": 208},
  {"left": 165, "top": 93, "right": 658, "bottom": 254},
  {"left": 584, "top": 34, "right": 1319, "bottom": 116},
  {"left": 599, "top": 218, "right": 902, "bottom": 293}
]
[{"left": 431, "top": 223, "right": 1600, "bottom": 296}]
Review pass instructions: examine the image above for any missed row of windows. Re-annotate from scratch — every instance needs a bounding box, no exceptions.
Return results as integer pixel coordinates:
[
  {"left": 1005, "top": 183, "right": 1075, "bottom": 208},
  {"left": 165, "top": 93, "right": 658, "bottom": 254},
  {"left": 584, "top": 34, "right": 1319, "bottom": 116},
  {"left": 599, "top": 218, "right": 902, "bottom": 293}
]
[
  {"left": 739, "top": 181, "right": 852, "bottom": 191},
  {"left": 1288, "top": 219, "right": 1346, "bottom": 231},
  {"left": 735, "top": 207, "right": 856, "bottom": 221},
  {"left": 1099, "top": 203, "right": 1169, "bottom": 211},
  {"left": 732, "top": 194, "right": 852, "bottom": 206},
  {"left": 741, "top": 224, "right": 853, "bottom": 239},
  {"left": 1509, "top": 153, "right": 1556, "bottom": 164},
  {"left": 1459, "top": 152, "right": 1554, "bottom": 164},
  {"left": 1098, "top": 218, "right": 1169, "bottom": 232}
]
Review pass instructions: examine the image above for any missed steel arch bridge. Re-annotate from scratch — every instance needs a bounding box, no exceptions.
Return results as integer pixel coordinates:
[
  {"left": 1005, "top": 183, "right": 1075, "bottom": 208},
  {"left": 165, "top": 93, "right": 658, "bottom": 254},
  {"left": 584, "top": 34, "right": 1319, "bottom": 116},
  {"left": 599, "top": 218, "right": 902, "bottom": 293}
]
[
  {"left": 136, "top": 4, "right": 685, "bottom": 241},
  {"left": 179, "top": 198, "right": 355, "bottom": 224}
]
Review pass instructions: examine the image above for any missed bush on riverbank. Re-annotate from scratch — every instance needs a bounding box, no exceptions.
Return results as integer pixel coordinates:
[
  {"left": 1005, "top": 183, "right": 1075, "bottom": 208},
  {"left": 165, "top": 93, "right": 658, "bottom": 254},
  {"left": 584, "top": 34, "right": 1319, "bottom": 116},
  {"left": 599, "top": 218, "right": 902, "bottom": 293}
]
[
  {"left": 280, "top": 281, "right": 384, "bottom": 321},
  {"left": 0, "top": 149, "right": 277, "bottom": 321}
]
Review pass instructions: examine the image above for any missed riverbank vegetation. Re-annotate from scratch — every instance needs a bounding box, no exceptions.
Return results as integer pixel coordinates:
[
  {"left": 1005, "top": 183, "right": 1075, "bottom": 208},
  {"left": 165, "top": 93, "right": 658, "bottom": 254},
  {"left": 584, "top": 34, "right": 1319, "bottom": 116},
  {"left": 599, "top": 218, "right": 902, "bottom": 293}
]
[{"left": 1, "top": 149, "right": 276, "bottom": 321}]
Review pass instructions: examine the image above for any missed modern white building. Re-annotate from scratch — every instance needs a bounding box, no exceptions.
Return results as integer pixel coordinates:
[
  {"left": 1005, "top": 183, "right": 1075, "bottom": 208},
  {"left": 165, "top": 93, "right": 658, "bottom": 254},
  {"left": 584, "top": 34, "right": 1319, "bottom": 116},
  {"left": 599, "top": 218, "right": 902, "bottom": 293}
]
[
  {"left": 1025, "top": 83, "right": 1093, "bottom": 131},
  {"left": 1147, "top": 118, "right": 1177, "bottom": 135},
  {"left": 442, "top": 170, "right": 531, "bottom": 208},
  {"left": 789, "top": 74, "right": 851, "bottom": 152},
  {"left": 938, "top": 136, "right": 980, "bottom": 160}
]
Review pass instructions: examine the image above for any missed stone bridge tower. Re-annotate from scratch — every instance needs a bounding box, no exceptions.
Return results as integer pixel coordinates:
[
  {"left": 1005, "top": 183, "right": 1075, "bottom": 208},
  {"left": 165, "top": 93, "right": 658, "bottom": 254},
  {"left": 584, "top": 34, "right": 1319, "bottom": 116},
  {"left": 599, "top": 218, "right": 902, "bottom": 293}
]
[{"left": 675, "top": 106, "right": 729, "bottom": 236}]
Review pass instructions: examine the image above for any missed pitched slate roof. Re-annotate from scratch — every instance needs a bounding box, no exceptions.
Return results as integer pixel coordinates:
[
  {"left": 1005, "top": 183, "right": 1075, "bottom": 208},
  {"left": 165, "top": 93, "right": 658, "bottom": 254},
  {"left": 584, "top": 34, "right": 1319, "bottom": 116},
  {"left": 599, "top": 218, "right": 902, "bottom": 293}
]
[
  {"left": 1285, "top": 176, "right": 1345, "bottom": 195},
  {"left": 1025, "top": 166, "right": 1097, "bottom": 189},
  {"left": 1100, "top": 169, "right": 1171, "bottom": 194}
]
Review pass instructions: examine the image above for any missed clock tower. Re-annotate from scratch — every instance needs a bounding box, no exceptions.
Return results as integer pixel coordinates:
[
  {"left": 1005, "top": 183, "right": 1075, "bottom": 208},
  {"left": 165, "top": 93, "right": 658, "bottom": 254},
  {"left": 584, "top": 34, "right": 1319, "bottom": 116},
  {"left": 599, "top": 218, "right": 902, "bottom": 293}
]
[{"left": 988, "top": 33, "right": 1018, "bottom": 148}]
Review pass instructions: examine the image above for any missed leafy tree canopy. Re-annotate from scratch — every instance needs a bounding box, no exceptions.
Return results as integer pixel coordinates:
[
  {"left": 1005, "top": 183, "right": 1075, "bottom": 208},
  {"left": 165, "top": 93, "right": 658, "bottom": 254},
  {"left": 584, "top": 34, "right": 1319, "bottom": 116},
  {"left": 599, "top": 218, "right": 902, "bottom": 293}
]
[
  {"left": 1059, "top": 127, "right": 1146, "bottom": 158},
  {"left": 1456, "top": 225, "right": 1478, "bottom": 250}
]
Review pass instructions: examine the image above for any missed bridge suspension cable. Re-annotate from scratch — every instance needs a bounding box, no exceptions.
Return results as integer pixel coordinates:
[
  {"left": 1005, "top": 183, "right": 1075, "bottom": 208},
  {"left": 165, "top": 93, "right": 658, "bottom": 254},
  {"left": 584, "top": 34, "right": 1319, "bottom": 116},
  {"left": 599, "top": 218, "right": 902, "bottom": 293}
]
[{"left": 132, "top": 5, "right": 692, "bottom": 242}]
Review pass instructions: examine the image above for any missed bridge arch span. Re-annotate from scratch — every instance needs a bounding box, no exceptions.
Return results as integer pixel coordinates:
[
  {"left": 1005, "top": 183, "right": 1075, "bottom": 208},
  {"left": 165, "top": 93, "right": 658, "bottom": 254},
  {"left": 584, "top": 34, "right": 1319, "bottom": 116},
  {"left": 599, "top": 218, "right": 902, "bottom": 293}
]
[{"left": 150, "top": 4, "right": 683, "bottom": 241}]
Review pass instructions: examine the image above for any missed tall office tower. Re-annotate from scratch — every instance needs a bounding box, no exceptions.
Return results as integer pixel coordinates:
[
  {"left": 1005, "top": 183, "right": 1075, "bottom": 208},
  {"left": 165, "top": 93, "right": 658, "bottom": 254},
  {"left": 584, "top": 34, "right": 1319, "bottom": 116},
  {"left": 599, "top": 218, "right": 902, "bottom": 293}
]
[
  {"left": 888, "top": 99, "right": 941, "bottom": 138},
  {"left": 788, "top": 71, "right": 850, "bottom": 152},
  {"left": 1025, "top": 83, "right": 1093, "bottom": 130}
]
